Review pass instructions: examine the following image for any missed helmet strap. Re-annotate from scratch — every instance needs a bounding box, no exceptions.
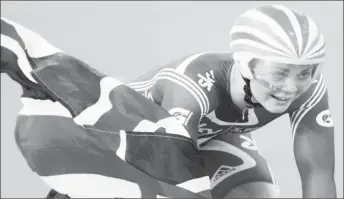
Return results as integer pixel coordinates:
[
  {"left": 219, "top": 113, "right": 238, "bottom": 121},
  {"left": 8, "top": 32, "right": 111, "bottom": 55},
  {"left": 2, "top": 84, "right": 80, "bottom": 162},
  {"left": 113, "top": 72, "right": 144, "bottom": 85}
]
[
  {"left": 242, "top": 76, "right": 262, "bottom": 108},
  {"left": 233, "top": 56, "right": 262, "bottom": 108}
]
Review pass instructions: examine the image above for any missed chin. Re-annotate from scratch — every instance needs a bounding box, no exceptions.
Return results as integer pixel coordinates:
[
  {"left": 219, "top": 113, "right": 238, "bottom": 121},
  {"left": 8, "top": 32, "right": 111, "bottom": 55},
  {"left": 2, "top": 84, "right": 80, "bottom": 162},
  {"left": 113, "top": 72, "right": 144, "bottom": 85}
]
[{"left": 262, "top": 103, "right": 290, "bottom": 114}]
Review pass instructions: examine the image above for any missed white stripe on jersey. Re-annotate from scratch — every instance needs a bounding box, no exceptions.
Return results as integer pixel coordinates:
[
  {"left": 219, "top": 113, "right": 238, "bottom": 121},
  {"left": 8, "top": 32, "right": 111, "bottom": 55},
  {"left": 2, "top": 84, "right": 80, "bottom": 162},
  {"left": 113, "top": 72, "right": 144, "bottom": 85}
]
[
  {"left": 165, "top": 68, "right": 210, "bottom": 114},
  {"left": 127, "top": 70, "right": 206, "bottom": 109},
  {"left": 127, "top": 51, "right": 208, "bottom": 89},
  {"left": 1, "top": 34, "right": 37, "bottom": 83},
  {"left": 292, "top": 76, "right": 325, "bottom": 124},
  {"left": 127, "top": 73, "right": 157, "bottom": 89},
  {"left": 290, "top": 75, "right": 326, "bottom": 141},
  {"left": 127, "top": 69, "right": 210, "bottom": 115},
  {"left": 158, "top": 73, "right": 207, "bottom": 115},
  {"left": 291, "top": 75, "right": 324, "bottom": 123},
  {"left": 175, "top": 52, "right": 210, "bottom": 74},
  {"left": 127, "top": 51, "right": 217, "bottom": 88}
]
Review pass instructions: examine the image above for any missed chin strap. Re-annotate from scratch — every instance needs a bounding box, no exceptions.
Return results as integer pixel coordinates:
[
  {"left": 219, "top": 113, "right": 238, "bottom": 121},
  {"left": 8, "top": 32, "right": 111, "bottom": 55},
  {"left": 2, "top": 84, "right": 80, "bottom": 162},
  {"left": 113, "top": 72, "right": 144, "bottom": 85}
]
[
  {"left": 232, "top": 58, "right": 262, "bottom": 108},
  {"left": 242, "top": 77, "right": 262, "bottom": 108}
]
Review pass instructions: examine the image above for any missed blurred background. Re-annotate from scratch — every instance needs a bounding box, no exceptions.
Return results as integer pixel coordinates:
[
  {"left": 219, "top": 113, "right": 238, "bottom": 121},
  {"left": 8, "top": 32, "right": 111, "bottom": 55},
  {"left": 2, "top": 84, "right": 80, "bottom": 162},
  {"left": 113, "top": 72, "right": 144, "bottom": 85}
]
[{"left": 1, "top": 1, "right": 343, "bottom": 198}]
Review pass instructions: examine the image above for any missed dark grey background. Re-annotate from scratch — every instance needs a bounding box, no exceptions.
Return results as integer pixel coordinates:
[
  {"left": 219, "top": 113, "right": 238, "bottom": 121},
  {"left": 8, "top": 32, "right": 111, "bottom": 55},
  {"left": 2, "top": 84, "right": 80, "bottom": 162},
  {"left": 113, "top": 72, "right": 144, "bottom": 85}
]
[{"left": 1, "top": 1, "right": 342, "bottom": 198}]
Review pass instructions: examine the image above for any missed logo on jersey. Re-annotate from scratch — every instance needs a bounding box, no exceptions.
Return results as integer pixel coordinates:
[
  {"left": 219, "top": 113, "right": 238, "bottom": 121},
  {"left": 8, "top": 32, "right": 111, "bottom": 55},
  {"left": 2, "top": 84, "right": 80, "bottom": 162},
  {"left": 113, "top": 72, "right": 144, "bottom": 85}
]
[
  {"left": 198, "top": 123, "right": 223, "bottom": 135},
  {"left": 168, "top": 108, "right": 193, "bottom": 126},
  {"left": 205, "top": 140, "right": 257, "bottom": 188},
  {"left": 316, "top": 109, "right": 334, "bottom": 128},
  {"left": 231, "top": 127, "right": 243, "bottom": 134},
  {"left": 240, "top": 135, "right": 258, "bottom": 150},
  {"left": 206, "top": 109, "right": 259, "bottom": 126},
  {"left": 243, "top": 127, "right": 260, "bottom": 133},
  {"left": 143, "top": 90, "right": 154, "bottom": 102},
  {"left": 197, "top": 70, "right": 215, "bottom": 92},
  {"left": 213, "top": 165, "right": 236, "bottom": 183}
]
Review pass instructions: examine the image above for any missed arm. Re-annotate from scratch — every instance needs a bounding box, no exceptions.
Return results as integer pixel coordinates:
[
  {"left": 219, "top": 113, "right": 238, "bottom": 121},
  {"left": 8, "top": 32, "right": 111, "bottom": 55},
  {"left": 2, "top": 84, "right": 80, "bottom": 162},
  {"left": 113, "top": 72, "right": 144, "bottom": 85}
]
[
  {"left": 158, "top": 56, "right": 221, "bottom": 143},
  {"left": 289, "top": 75, "right": 337, "bottom": 198},
  {"left": 156, "top": 60, "right": 221, "bottom": 197},
  {"left": 161, "top": 83, "right": 204, "bottom": 142}
]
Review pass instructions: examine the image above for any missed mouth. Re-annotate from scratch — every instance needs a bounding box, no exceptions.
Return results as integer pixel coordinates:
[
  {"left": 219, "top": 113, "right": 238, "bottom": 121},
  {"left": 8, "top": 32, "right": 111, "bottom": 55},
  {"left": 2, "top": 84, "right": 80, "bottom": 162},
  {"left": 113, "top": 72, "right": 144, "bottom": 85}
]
[{"left": 270, "top": 95, "right": 292, "bottom": 103}]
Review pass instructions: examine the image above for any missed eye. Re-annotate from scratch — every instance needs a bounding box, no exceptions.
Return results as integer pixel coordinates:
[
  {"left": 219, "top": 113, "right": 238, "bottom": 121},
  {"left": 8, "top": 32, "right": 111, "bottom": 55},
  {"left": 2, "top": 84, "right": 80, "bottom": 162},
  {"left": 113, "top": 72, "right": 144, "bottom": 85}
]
[
  {"left": 272, "top": 71, "right": 286, "bottom": 80},
  {"left": 298, "top": 72, "right": 311, "bottom": 80}
]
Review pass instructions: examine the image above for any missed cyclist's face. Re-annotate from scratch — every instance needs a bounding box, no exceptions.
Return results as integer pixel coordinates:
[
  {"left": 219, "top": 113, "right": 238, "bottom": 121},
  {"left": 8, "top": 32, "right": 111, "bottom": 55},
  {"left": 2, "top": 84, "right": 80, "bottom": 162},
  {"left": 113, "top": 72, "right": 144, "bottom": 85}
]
[{"left": 249, "top": 60, "right": 316, "bottom": 113}]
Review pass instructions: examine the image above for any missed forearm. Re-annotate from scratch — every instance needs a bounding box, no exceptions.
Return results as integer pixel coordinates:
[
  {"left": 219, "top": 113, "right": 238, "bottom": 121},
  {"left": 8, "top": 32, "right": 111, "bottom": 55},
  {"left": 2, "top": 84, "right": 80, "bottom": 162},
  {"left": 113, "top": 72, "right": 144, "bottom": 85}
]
[{"left": 302, "top": 172, "right": 337, "bottom": 198}]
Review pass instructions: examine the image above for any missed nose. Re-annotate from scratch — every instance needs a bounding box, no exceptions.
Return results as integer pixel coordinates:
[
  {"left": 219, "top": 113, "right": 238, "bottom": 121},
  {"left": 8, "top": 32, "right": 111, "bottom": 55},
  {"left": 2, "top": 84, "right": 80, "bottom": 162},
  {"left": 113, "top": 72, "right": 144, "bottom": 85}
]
[{"left": 281, "top": 77, "right": 298, "bottom": 93}]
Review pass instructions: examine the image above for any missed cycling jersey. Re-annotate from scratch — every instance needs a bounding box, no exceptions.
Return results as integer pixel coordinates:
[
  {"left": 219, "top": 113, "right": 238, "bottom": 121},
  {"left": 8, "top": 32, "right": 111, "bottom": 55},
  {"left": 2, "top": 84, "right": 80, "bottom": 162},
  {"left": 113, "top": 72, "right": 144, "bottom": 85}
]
[
  {"left": 126, "top": 51, "right": 332, "bottom": 197},
  {"left": 127, "top": 51, "right": 330, "bottom": 141}
]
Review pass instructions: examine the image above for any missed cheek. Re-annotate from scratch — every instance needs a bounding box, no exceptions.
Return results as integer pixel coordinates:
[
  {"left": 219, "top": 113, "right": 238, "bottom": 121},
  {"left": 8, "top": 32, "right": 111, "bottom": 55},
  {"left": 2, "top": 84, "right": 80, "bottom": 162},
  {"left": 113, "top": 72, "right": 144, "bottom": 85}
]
[
  {"left": 296, "top": 84, "right": 311, "bottom": 95},
  {"left": 250, "top": 81, "right": 271, "bottom": 101}
]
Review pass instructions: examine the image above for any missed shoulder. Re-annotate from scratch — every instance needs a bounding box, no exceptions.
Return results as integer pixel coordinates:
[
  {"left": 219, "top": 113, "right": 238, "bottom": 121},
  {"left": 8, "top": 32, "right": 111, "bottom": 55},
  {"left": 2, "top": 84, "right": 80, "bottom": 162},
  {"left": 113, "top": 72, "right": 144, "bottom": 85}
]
[
  {"left": 166, "top": 52, "right": 234, "bottom": 114},
  {"left": 288, "top": 74, "right": 333, "bottom": 137},
  {"left": 127, "top": 52, "right": 234, "bottom": 115},
  {"left": 129, "top": 51, "right": 234, "bottom": 83},
  {"left": 174, "top": 51, "right": 234, "bottom": 75},
  {"left": 172, "top": 51, "right": 234, "bottom": 94}
]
